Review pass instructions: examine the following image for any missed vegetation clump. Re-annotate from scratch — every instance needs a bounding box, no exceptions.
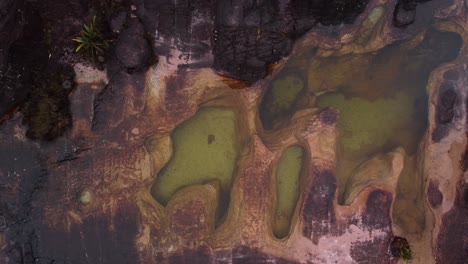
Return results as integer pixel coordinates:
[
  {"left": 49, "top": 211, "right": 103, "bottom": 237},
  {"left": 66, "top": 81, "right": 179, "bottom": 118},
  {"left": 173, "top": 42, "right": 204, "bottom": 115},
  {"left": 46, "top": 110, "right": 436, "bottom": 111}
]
[
  {"left": 390, "top": 236, "right": 412, "bottom": 263},
  {"left": 73, "top": 16, "right": 109, "bottom": 59},
  {"left": 20, "top": 63, "right": 75, "bottom": 141}
]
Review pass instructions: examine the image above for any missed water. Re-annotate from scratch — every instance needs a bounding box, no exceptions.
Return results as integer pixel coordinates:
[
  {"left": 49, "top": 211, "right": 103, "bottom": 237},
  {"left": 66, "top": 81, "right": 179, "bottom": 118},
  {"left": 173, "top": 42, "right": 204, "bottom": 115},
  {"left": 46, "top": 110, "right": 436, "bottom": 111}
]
[
  {"left": 273, "top": 145, "right": 304, "bottom": 238},
  {"left": 260, "top": 29, "right": 462, "bottom": 234},
  {"left": 260, "top": 75, "right": 305, "bottom": 130},
  {"left": 151, "top": 108, "right": 241, "bottom": 211},
  {"left": 315, "top": 29, "right": 462, "bottom": 205}
]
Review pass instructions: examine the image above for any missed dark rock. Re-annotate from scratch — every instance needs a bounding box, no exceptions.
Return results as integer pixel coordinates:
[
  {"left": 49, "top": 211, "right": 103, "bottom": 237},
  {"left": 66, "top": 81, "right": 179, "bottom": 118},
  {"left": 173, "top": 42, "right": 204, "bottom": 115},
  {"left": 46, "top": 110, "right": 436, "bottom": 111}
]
[
  {"left": 37, "top": 206, "right": 140, "bottom": 264},
  {"left": 110, "top": 11, "right": 127, "bottom": 33},
  {"left": 213, "top": 0, "right": 369, "bottom": 83},
  {"left": 362, "top": 190, "right": 393, "bottom": 230},
  {"left": 350, "top": 190, "right": 394, "bottom": 263},
  {"left": 462, "top": 139, "right": 468, "bottom": 172},
  {"left": 0, "top": 143, "right": 45, "bottom": 264},
  {"left": 393, "top": 3, "right": 416, "bottom": 27},
  {"left": 443, "top": 69, "right": 459, "bottom": 81},
  {"left": 436, "top": 86, "right": 457, "bottom": 124},
  {"left": 302, "top": 170, "right": 341, "bottom": 243},
  {"left": 0, "top": 0, "right": 23, "bottom": 72},
  {"left": 0, "top": 0, "right": 24, "bottom": 117},
  {"left": 432, "top": 83, "right": 460, "bottom": 142},
  {"left": 436, "top": 181, "right": 468, "bottom": 263},
  {"left": 115, "top": 20, "right": 151, "bottom": 71},
  {"left": 137, "top": 0, "right": 369, "bottom": 83},
  {"left": 92, "top": 71, "right": 146, "bottom": 133},
  {"left": 231, "top": 246, "right": 293, "bottom": 264},
  {"left": 168, "top": 246, "right": 214, "bottom": 264},
  {"left": 351, "top": 236, "right": 392, "bottom": 264},
  {"left": 213, "top": 26, "right": 292, "bottom": 83},
  {"left": 320, "top": 108, "right": 339, "bottom": 126},
  {"left": 428, "top": 180, "right": 443, "bottom": 208}
]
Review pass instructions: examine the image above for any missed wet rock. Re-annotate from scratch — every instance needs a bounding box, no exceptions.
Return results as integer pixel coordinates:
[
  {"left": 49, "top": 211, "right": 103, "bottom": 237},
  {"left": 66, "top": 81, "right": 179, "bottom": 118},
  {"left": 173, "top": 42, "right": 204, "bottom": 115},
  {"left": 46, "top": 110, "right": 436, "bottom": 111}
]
[
  {"left": 436, "top": 181, "right": 468, "bottom": 263},
  {"left": 137, "top": 0, "right": 369, "bottom": 82},
  {"left": 393, "top": 3, "right": 416, "bottom": 27},
  {"left": 363, "top": 190, "right": 393, "bottom": 230},
  {"left": 137, "top": 0, "right": 214, "bottom": 65},
  {"left": 110, "top": 11, "right": 127, "bottom": 33},
  {"left": 115, "top": 20, "right": 151, "bottom": 71},
  {"left": 92, "top": 71, "right": 146, "bottom": 133},
  {"left": 0, "top": 1, "right": 465, "bottom": 263},
  {"left": 436, "top": 87, "right": 457, "bottom": 124},
  {"left": 168, "top": 246, "right": 214, "bottom": 264},
  {"left": 443, "top": 69, "right": 459, "bottom": 81},
  {"left": 214, "top": 0, "right": 369, "bottom": 82},
  {"left": 390, "top": 236, "right": 412, "bottom": 259},
  {"left": 0, "top": 0, "right": 23, "bottom": 72},
  {"left": 432, "top": 84, "right": 459, "bottom": 142},
  {"left": 37, "top": 206, "right": 140, "bottom": 264},
  {"left": 0, "top": 0, "right": 24, "bottom": 117},
  {"left": 428, "top": 180, "right": 443, "bottom": 208},
  {"left": 230, "top": 246, "right": 292, "bottom": 264},
  {"left": 392, "top": 0, "right": 432, "bottom": 27},
  {"left": 319, "top": 108, "right": 338, "bottom": 126},
  {"left": 302, "top": 170, "right": 338, "bottom": 243},
  {"left": 350, "top": 236, "right": 392, "bottom": 264}
]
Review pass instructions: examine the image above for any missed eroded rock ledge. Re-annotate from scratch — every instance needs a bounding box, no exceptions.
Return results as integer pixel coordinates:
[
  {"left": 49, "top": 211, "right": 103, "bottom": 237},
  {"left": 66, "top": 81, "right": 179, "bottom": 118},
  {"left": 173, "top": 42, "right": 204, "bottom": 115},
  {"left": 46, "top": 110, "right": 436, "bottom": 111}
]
[{"left": 0, "top": 0, "right": 467, "bottom": 263}]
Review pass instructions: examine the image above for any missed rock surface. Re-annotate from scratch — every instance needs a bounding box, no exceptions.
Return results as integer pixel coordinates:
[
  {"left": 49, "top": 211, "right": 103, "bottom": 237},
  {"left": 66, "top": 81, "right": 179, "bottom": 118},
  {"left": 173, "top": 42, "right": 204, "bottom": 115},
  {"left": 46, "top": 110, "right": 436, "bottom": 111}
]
[{"left": 0, "top": 0, "right": 467, "bottom": 263}]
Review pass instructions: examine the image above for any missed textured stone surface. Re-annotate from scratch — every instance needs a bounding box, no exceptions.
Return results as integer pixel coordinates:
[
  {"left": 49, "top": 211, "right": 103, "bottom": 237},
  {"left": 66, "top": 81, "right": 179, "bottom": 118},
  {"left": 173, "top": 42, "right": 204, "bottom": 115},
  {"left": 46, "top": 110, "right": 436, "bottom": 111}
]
[{"left": 0, "top": 0, "right": 24, "bottom": 117}]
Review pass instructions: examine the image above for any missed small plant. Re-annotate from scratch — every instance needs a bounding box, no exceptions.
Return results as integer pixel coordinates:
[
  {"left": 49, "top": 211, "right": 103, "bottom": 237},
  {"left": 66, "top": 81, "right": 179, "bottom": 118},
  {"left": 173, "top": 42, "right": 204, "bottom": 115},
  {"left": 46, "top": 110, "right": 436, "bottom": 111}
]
[
  {"left": 390, "top": 236, "right": 412, "bottom": 263},
  {"left": 73, "top": 16, "right": 109, "bottom": 59}
]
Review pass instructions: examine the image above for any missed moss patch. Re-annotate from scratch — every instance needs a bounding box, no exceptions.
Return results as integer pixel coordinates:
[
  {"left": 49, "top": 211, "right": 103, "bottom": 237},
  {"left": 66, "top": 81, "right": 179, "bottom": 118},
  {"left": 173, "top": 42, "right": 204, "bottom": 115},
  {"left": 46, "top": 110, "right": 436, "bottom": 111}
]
[{"left": 20, "top": 63, "right": 75, "bottom": 141}]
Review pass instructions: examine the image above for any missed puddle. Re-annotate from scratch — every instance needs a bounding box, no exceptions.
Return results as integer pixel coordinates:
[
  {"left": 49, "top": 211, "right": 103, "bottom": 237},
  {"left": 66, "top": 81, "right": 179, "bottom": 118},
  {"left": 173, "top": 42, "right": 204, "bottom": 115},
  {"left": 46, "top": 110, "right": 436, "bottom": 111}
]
[
  {"left": 273, "top": 145, "right": 304, "bottom": 238},
  {"left": 260, "top": 75, "right": 305, "bottom": 130},
  {"left": 315, "top": 30, "right": 462, "bottom": 206},
  {"left": 151, "top": 108, "right": 241, "bottom": 212},
  {"left": 261, "top": 29, "right": 462, "bottom": 207}
]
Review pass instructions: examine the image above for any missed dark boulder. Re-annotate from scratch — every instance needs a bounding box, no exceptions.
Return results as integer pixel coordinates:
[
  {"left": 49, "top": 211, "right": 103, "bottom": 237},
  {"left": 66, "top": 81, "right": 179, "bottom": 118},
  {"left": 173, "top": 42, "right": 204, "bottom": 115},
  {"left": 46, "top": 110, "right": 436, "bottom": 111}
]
[
  {"left": 115, "top": 20, "right": 152, "bottom": 71},
  {"left": 436, "top": 86, "right": 457, "bottom": 124}
]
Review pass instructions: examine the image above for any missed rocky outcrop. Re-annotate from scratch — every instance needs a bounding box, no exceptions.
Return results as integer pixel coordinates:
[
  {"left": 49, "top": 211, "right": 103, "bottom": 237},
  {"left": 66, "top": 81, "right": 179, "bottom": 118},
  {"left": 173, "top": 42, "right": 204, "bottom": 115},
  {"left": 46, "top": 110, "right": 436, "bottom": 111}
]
[{"left": 137, "top": 0, "right": 369, "bottom": 83}]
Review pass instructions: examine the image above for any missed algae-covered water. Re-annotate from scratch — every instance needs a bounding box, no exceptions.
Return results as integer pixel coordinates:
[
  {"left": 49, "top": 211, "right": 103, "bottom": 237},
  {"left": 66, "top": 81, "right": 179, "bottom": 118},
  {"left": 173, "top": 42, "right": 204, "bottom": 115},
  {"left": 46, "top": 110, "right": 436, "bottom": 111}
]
[
  {"left": 261, "top": 29, "right": 462, "bottom": 209},
  {"left": 151, "top": 108, "right": 241, "bottom": 206},
  {"left": 274, "top": 145, "right": 304, "bottom": 238}
]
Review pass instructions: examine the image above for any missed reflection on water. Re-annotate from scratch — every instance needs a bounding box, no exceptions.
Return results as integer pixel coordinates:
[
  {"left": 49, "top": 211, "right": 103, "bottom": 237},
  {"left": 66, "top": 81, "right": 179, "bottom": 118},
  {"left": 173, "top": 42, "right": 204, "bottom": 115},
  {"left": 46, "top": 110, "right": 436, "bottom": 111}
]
[
  {"left": 260, "top": 29, "right": 462, "bottom": 233},
  {"left": 151, "top": 108, "right": 241, "bottom": 212},
  {"left": 274, "top": 145, "right": 304, "bottom": 239}
]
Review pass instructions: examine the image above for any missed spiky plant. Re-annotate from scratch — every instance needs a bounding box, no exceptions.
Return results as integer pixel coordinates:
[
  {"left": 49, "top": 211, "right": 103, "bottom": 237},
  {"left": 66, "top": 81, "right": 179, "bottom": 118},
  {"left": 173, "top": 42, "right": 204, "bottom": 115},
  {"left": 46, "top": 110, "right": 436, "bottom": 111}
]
[
  {"left": 390, "top": 236, "right": 412, "bottom": 264},
  {"left": 73, "top": 16, "right": 109, "bottom": 59}
]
